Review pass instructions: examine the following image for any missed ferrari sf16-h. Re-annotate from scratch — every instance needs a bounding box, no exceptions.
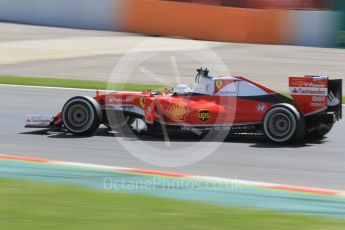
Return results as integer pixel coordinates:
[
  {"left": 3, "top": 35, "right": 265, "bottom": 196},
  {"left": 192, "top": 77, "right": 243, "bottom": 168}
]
[{"left": 25, "top": 68, "right": 342, "bottom": 144}]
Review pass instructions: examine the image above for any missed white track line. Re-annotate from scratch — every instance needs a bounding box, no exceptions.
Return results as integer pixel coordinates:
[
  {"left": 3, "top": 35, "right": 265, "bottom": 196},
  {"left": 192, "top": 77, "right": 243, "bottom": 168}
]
[
  {"left": 0, "top": 84, "right": 145, "bottom": 94},
  {"left": 58, "top": 161, "right": 130, "bottom": 171},
  {"left": 0, "top": 83, "right": 108, "bottom": 92}
]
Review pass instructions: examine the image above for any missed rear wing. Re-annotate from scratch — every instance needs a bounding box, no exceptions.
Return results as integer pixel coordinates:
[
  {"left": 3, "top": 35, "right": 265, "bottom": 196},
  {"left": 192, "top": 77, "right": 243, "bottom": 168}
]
[
  {"left": 289, "top": 76, "right": 342, "bottom": 119},
  {"left": 328, "top": 79, "right": 342, "bottom": 120}
]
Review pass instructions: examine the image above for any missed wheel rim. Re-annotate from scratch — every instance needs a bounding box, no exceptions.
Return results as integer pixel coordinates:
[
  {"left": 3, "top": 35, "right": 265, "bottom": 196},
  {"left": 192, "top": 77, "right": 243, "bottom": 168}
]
[
  {"left": 67, "top": 104, "right": 89, "bottom": 128},
  {"left": 268, "top": 113, "right": 292, "bottom": 137}
]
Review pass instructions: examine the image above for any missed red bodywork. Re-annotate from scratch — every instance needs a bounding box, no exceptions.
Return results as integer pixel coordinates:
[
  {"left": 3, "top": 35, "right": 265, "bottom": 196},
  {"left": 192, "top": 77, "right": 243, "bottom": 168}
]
[
  {"left": 89, "top": 76, "right": 283, "bottom": 130},
  {"left": 48, "top": 75, "right": 342, "bottom": 134},
  {"left": 96, "top": 93, "right": 275, "bottom": 127}
]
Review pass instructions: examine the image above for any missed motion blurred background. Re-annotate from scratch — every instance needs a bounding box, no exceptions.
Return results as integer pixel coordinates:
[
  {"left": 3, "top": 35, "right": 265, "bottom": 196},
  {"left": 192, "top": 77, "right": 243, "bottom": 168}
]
[
  {"left": 1, "top": 0, "right": 345, "bottom": 47},
  {"left": 1, "top": 1, "right": 345, "bottom": 229}
]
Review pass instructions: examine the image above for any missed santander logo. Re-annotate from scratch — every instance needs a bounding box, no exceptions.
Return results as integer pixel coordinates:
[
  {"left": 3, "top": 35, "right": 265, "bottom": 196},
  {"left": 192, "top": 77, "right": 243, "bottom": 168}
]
[{"left": 304, "top": 82, "right": 326, "bottom": 88}]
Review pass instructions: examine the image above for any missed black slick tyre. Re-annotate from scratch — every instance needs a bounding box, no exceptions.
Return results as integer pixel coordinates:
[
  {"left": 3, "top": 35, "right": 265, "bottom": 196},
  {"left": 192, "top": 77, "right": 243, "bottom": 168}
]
[
  {"left": 62, "top": 96, "right": 101, "bottom": 135},
  {"left": 263, "top": 103, "right": 305, "bottom": 144}
]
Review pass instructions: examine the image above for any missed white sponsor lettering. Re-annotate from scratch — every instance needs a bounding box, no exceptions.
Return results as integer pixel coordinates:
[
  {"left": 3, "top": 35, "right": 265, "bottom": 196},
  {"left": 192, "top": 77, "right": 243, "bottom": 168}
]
[
  {"left": 289, "top": 87, "right": 328, "bottom": 96},
  {"left": 312, "top": 96, "right": 326, "bottom": 103},
  {"left": 303, "top": 82, "right": 327, "bottom": 88},
  {"left": 25, "top": 115, "right": 52, "bottom": 127},
  {"left": 109, "top": 97, "right": 134, "bottom": 103}
]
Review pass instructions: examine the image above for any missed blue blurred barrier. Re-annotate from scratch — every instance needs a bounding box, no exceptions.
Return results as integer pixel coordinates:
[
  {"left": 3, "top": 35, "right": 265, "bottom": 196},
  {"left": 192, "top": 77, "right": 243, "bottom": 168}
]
[{"left": 288, "top": 10, "right": 342, "bottom": 47}]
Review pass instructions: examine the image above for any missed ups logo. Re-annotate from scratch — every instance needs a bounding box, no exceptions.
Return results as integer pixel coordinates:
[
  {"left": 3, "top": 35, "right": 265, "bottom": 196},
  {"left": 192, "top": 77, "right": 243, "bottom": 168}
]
[{"left": 198, "top": 109, "right": 210, "bottom": 122}]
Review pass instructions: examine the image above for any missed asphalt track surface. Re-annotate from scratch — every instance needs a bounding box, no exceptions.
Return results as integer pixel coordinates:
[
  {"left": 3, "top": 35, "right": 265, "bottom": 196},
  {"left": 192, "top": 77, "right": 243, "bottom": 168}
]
[{"left": 1, "top": 85, "right": 344, "bottom": 190}]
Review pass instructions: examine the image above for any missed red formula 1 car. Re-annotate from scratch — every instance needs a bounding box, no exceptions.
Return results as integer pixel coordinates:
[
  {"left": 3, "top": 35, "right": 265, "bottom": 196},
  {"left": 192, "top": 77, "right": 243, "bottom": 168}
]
[{"left": 25, "top": 68, "right": 342, "bottom": 143}]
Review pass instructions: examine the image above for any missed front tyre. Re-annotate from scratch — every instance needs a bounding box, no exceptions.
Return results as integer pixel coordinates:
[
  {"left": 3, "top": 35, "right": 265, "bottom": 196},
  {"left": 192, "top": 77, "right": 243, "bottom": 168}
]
[
  {"left": 263, "top": 103, "right": 305, "bottom": 144},
  {"left": 62, "top": 96, "right": 102, "bottom": 135}
]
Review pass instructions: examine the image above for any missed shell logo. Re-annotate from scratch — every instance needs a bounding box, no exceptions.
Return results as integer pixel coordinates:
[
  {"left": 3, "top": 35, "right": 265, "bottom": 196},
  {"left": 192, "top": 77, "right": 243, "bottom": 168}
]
[{"left": 168, "top": 103, "right": 188, "bottom": 121}]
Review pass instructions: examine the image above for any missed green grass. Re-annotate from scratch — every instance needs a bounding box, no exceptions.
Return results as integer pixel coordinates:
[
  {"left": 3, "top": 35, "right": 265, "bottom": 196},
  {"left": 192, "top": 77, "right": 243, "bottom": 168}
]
[
  {"left": 0, "top": 75, "right": 166, "bottom": 91},
  {"left": 0, "top": 179, "right": 344, "bottom": 230},
  {"left": 0, "top": 75, "right": 344, "bottom": 102}
]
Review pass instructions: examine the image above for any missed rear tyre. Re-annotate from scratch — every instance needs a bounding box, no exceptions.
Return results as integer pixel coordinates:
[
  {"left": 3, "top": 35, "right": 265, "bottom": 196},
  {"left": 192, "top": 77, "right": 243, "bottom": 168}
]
[
  {"left": 263, "top": 103, "right": 305, "bottom": 144},
  {"left": 62, "top": 96, "right": 101, "bottom": 135}
]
